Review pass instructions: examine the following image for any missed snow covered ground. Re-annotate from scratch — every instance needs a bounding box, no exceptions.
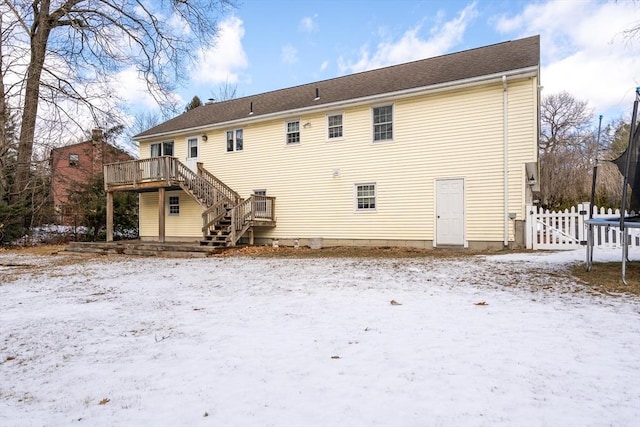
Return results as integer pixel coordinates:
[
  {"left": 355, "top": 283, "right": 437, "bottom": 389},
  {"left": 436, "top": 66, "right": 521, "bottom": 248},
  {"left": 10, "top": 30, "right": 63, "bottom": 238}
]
[{"left": 0, "top": 248, "right": 639, "bottom": 426}]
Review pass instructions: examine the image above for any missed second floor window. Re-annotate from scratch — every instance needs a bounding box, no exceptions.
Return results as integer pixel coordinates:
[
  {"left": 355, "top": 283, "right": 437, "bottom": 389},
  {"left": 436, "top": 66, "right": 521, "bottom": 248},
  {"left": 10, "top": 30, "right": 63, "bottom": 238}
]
[
  {"left": 286, "top": 120, "right": 300, "bottom": 145},
  {"left": 227, "top": 129, "right": 243, "bottom": 152},
  {"left": 69, "top": 153, "right": 79, "bottom": 166},
  {"left": 328, "top": 114, "right": 343, "bottom": 139},
  {"left": 373, "top": 105, "right": 393, "bottom": 142}
]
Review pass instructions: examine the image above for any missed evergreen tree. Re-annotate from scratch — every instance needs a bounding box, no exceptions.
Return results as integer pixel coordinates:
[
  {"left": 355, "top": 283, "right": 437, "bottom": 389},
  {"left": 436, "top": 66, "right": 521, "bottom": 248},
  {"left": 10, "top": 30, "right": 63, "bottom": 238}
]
[{"left": 184, "top": 96, "right": 203, "bottom": 112}]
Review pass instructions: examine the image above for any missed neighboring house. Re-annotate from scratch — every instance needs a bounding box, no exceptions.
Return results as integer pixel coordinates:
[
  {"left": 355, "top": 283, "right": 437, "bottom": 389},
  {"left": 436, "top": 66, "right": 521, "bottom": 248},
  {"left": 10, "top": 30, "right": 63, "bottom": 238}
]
[
  {"left": 51, "top": 129, "right": 134, "bottom": 225},
  {"left": 105, "top": 35, "right": 540, "bottom": 249}
]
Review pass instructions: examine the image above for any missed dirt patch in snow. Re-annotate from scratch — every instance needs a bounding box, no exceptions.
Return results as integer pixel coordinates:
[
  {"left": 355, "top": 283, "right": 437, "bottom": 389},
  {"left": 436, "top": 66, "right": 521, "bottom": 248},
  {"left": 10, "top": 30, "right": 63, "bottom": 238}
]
[
  {"left": 219, "top": 245, "right": 512, "bottom": 258},
  {"left": 2, "top": 244, "right": 637, "bottom": 298}
]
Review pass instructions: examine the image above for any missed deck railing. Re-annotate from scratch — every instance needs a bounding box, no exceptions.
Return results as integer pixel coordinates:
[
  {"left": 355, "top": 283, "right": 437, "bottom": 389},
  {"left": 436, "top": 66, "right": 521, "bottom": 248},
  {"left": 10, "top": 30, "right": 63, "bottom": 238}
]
[
  {"left": 105, "top": 157, "right": 238, "bottom": 205},
  {"left": 105, "top": 157, "right": 275, "bottom": 244},
  {"left": 229, "top": 196, "right": 276, "bottom": 245},
  {"left": 104, "top": 156, "right": 177, "bottom": 187}
]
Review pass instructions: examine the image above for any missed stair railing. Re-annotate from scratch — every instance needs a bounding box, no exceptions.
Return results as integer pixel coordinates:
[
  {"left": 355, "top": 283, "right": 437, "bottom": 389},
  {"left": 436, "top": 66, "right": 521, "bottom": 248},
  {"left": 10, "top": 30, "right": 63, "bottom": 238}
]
[
  {"left": 229, "top": 198, "right": 253, "bottom": 246},
  {"left": 197, "top": 163, "right": 241, "bottom": 205},
  {"left": 202, "top": 199, "right": 232, "bottom": 236},
  {"left": 174, "top": 161, "right": 219, "bottom": 207},
  {"left": 173, "top": 160, "right": 241, "bottom": 240}
]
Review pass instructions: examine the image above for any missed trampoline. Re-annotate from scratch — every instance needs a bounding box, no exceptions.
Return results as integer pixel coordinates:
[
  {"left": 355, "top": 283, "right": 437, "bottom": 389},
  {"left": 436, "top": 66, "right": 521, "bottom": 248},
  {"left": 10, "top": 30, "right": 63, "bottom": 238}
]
[{"left": 586, "top": 88, "right": 640, "bottom": 284}]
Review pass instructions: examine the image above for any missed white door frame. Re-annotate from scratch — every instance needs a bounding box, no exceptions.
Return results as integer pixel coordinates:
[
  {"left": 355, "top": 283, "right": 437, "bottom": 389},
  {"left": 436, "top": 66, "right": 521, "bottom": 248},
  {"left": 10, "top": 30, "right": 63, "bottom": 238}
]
[
  {"left": 186, "top": 137, "right": 200, "bottom": 173},
  {"left": 434, "top": 178, "right": 466, "bottom": 247}
]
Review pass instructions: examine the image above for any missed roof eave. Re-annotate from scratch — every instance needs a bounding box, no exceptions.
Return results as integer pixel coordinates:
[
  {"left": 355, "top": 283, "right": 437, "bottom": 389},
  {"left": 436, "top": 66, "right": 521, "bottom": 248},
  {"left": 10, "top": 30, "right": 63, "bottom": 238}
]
[{"left": 134, "top": 65, "right": 539, "bottom": 142}]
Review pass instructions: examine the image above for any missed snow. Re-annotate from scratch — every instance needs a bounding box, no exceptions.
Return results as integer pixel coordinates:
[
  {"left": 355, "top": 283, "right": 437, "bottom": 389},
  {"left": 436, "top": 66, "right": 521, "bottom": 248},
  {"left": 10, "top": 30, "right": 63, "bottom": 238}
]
[{"left": 1, "top": 248, "right": 639, "bottom": 426}]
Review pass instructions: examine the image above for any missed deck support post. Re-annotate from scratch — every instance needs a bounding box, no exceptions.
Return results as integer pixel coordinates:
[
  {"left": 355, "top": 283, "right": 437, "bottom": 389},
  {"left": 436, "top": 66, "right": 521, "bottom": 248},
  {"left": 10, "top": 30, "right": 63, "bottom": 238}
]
[
  {"left": 158, "top": 188, "right": 166, "bottom": 243},
  {"left": 106, "top": 191, "right": 114, "bottom": 242},
  {"left": 249, "top": 228, "right": 254, "bottom": 245}
]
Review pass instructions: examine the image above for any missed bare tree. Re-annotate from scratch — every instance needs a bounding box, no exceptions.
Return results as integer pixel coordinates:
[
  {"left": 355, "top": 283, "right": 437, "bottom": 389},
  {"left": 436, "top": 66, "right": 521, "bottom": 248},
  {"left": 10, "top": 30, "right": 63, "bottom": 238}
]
[
  {"left": 2, "top": 0, "right": 235, "bottom": 205},
  {"left": 540, "top": 92, "right": 593, "bottom": 154},
  {"left": 539, "top": 92, "right": 598, "bottom": 209},
  {"left": 621, "top": 0, "right": 640, "bottom": 41},
  {"left": 213, "top": 80, "right": 239, "bottom": 102},
  {"left": 126, "top": 110, "right": 164, "bottom": 155}
]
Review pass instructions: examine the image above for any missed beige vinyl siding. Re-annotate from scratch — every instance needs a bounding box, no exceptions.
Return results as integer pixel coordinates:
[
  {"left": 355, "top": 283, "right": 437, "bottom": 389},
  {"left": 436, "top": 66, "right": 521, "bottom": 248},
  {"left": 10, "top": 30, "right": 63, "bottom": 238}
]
[
  {"left": 194, "top": 78, "right": 536, "bottom": 243},
  {"left": 506, "top": 78, "right": 538, "bottom": 220},
  {"left": 138, "top": 193, "right": 158, "bottom": 239},
  {"left": 139, "top": 191, "right": 202, "bottom": 240},
  {"left": 137, "top": 76, "right": 537, "bottom": 244}
]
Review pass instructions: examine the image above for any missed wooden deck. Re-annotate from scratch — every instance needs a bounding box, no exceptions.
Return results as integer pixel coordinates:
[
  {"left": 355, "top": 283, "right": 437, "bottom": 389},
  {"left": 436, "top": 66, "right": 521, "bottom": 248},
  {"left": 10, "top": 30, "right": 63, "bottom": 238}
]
[{"left": 103, "top": 157, "right": 275, "bottom": 245}]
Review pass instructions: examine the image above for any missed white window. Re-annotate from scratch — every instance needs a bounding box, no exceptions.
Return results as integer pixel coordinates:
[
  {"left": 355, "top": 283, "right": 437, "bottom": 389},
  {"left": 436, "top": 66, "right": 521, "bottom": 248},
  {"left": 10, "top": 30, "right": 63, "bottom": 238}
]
[
  {"left": 355, "top": 183, "right": 376, "bottom": 211},
  {"left": 151, "top": 141, "right": 174, "bottom": 157},
  {"left": 226, "top": 129, "right": 243, "bottom": 152},
  {"left": 328, "top": 113, "right": 343, "bottom": 139},
  {"left": 286, "top": 120, "right": 300, "bottom": 145},
  {"left": 69, "top": 153, "right": 79, "bottom": 166},
  {"left": 168, "top": 196, "right": 180, "bottom": 215},
  {"left": 187, "top": 138, "right": 198, "bottom": 159},
  {"left": 373, "top": 105, "right": 393, "bottom": 142}
]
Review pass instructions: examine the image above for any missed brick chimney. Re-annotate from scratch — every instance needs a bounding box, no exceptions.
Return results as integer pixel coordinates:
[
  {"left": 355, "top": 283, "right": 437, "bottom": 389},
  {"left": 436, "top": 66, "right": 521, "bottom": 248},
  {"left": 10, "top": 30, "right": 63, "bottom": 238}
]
[
  {"left": 91, "top": 128, "right": 103, "bottom": 141},
  {"left": 91, "top": 128, "right": 104, "bottom": 175}
]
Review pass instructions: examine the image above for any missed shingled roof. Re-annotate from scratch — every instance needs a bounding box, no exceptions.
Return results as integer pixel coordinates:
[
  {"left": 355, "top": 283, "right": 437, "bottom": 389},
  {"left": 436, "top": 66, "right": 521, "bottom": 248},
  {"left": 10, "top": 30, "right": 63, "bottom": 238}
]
[{"left": 136, "top": 35, "right": 539, "bottom": 139}]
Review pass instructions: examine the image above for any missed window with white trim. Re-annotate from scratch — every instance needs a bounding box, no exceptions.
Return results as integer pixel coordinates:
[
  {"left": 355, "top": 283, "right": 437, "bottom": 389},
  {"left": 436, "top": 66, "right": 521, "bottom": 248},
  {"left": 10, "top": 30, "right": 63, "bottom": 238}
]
[
  {"left": 151, "top": 141, "right": 174, "bottom": 157},
  {"left": 286, "top": 120, "right": 300, "bottom": 145},
  {"left": 168, "top": 196, "right": 180, "bottom": 215},
  {"left": 355, "top": 183, "right": 376, "bottom": 211},
  {"left": 69, "top": 153, "right": 79, "bottom": 166},
  {"left": 187, "top": 138, "right": 198, "bottom": 159},
  {"left": 226, "top": 129, "right": 243, "bottom": 152},
  {"left": 373, "top": 105, "right": 393, "bottom": 141},
  {"left": 328, "top": 113, "right": 343, "bottom": 139}
]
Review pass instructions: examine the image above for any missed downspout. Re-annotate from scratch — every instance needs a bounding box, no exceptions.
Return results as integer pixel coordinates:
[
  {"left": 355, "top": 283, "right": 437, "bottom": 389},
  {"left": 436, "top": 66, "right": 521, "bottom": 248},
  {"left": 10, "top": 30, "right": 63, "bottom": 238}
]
[{"left": 502, "top": 75, "right": 509, "bottom": 247}]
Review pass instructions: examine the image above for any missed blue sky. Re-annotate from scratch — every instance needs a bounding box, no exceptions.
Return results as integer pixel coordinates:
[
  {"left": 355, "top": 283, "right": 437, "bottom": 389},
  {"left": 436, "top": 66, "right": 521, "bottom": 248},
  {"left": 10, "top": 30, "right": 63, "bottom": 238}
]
[{"left": 120, "top": 0, "right": 640, "bottom": 123}]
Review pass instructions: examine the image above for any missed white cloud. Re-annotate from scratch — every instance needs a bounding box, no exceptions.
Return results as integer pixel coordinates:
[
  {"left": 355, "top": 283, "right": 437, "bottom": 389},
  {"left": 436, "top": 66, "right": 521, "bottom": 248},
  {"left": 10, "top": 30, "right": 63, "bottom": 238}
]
[
  {"left": 495, "top": 0, "right": 640, "bottom": 118},
  {"left": 319, "top": 60, "right": 329, "bottom": 72},
  {"left": 300, "top": 15, "right": 318, "bottom": 32},
  {"left": 112, "top": 67, "right": 166, "bottom": 110},
  {"left": 281, "top": 44, "right": 298, "bottom": 64},
  {"left": 338, "top": 2, "right": 478, "bottom": 74},
  {"left": 189, "top": 16, "right": 249, "bottom": 85}
]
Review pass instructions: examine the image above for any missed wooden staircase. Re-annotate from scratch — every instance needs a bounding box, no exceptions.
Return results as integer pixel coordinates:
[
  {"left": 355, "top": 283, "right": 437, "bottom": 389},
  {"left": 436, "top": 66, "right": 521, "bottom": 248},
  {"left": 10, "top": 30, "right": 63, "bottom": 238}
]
[
  {"left": 174, "top": 162, "right": 245, "bottom": 247},
  {"left": 200, "top": 207, "right": 233, "bottom": 247},
  {"left": 173, "top": 160, "right": 275, "bottom": 247},
  {"left": 104, "top": 157, "right": 275, "bottom": 247}
]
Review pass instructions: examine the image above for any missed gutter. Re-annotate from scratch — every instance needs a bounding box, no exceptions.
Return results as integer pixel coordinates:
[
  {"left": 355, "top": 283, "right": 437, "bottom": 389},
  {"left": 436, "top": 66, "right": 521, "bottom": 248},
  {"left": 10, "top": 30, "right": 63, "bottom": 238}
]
[
  {"left": 502, "top": 75, "right": 509, "bottom": 247},
  {"left": 135, "top": 66, "right": 539, "bottom": 142}
]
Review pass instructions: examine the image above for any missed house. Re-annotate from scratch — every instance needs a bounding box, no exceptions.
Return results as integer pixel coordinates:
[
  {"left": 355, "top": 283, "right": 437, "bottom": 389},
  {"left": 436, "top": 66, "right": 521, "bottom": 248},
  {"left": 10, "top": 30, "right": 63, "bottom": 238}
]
[
  {"left": 50, "top": 129, "right": 134, "bottom": 225},
  {"left": 104, "top": 35, "right": 540, "bottom": 250}
]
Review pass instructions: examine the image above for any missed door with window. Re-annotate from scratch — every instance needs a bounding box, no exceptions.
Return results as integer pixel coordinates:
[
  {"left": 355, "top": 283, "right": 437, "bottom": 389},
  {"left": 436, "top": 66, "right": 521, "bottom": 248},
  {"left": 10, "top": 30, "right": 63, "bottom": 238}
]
[
  {"left": 436, "top": 178, "right": 464, "bottom": 246},
  {"left": 150, "top": 141, "right": 174, "bottom": 177},
  {"left": 253, "top": 189, "right": 267, "bottom": 218},
  {"left": 186, "top": 138, "right": 199, "bottom": 173}
]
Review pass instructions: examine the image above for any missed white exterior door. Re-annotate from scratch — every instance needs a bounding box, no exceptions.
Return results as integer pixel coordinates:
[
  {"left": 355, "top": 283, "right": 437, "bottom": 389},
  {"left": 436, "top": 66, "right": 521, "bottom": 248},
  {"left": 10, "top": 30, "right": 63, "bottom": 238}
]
[
  {"left": 186, "top": 137, "right": 199, "bottom": 173},
  {"left": 436, "top": 178, "right": 465, "bottom": 246}
]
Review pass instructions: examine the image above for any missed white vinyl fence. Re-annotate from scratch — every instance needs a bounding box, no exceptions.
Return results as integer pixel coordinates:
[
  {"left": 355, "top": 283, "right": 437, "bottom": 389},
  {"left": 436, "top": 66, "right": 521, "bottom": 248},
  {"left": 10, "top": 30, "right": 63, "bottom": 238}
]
[{"left": 526, "top": 203, "right": 640, "bottom": 250}]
